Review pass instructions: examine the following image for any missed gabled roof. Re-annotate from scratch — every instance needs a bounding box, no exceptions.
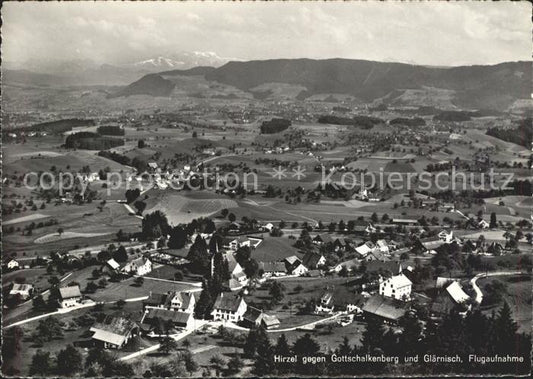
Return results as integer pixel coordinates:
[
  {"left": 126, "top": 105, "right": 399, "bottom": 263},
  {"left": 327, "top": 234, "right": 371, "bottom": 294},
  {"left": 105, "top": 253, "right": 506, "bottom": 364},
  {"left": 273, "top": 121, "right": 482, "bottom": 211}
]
[
  {"left": 243, "top": 306, "right": 263, "bottom": 323},
  {"left": 260, "top": 261, "right": 286, "bottom": 273},
  {"left": 362, "top": 295, "right": 407, "bottom": 321},
  {"left": 262, "top": 314, "right": 280, "bottom": 327},
  {"left": 145, "top": 308, "right": 193, "bottom": 325},
  {"left": 445, "top": 281, "right": 470, "bottom": 304},
  {"left": 90, "top": 315, "right": 137, "bottom": 345},
  {"left": 144, "top": 292, "right": 168, "bottom": 307},
  {"left": 313, "top": 233, "right": 333, "bottom": 243},
  {"left": 213, "top": 293, "right": 245, "bottom": 312},
  {"left": 382, "top": 273, "right": 412, "bottom": 288},
  {"left": 59, "top": 285, "right": 82, "bottom": 300},
  {"left": 284, "top": 255, "right": 301, "bottom": 265},
  {"left": 167, "top": 292, "right": 195, "bottom": 309},
  {"left": 302, "top": 252, "right": 324, "bottom": 268},
  {"left": 11, "top": 283, "right": 33, "bottom": 292},
  {"left": 106, "top": 258, "right": 120, "bottom": 270}
]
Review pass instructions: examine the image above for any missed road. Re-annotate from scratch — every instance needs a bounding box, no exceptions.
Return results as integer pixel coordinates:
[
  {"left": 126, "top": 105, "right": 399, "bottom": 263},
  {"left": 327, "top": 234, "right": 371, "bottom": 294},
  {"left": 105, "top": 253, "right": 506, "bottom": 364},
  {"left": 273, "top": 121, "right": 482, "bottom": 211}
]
[{"left": 470, "top": 270, "right": 527, "bottom": 304}]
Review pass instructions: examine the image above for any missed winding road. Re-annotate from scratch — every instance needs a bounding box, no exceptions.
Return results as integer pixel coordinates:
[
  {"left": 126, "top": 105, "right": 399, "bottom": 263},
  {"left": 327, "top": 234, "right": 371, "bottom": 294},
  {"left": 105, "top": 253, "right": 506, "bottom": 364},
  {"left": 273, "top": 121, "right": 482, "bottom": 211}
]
[{"left": 469, "top": 270, "right": 527, "bottom": 304}]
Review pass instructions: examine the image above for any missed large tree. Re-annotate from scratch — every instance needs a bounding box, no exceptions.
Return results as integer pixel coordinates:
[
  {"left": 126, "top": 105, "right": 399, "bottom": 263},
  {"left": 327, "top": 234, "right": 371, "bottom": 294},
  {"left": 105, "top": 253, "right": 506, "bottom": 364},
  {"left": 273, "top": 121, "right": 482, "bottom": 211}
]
[{"left": 56, "top": 344, "right": 83, "bottom": 375}]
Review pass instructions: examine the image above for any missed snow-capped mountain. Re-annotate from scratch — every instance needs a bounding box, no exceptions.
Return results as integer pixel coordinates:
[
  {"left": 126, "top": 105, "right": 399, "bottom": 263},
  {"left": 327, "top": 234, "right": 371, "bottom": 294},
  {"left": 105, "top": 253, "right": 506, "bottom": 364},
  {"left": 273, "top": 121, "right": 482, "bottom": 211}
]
[{"left": 129, "top": 51, "right": 238, "bottom": 71}]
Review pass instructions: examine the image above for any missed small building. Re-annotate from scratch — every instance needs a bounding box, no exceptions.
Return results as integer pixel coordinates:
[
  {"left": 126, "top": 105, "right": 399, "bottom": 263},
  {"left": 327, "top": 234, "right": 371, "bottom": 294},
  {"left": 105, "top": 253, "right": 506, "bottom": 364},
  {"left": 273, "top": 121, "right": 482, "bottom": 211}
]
[
  {"left": 478, "top": 220, "right": 490, "bottom": 229},
  {"left": 9, "top": 283, "right": 34, "bottom": 299},
  {"left": 291, "top": 263, "right": 309, "bottom": 276},
  {"left": 103, "top": 258, "right": 121, "bottom": 273},
  {"left": 445, "top": 281, "right": 470, "bottom": 304},
  {"left": 438, "top": 230, "right": 454, "bottom": 243},
  {"left": 315, "top": 292, "right": 335, "bottom": 314},
  {"left": 59, "top": 285, "right": 82, "bottom": 308},
  {"left": 121, "top": 257, "right": 152, "bottom": 276},
  {"left": 392, "top": 218, "right": 418, "bottom": 226},
  {"left": 242, "top": 306, "right": 281, "bottom": 329},
  {"left": 7, "top": 259, "right": 19, "bottom": 270},
  {"left": 379, "top": 272, "right": 412, "bottom": 301},
  {"left": 375, "top": 239, "right": 390, "bottom": 253},
  {"left": 90, "top": 316, "right": 139, "bottom": 349},
  {"left": 260, "top": 261, "right": 287, "bottom": 277},
  {"left": 263, "top": 223, "right": 274, "bottom": 232},
  {"left": 302, "top": 252, "right": 326, "bottom": 269},
  {"left": 211, "top": 293, "right": 247, "bottom": 322}
]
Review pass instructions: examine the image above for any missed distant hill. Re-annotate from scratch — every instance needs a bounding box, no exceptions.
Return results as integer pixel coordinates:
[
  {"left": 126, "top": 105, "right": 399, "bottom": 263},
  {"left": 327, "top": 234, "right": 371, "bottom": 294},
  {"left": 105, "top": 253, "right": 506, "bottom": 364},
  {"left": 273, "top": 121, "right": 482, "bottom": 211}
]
[
  {"left": 205, "top": 59, "right": 530, "bottom": 110},
  {"left": 107, "top": 74, "right": 175, "bottom": 98}
]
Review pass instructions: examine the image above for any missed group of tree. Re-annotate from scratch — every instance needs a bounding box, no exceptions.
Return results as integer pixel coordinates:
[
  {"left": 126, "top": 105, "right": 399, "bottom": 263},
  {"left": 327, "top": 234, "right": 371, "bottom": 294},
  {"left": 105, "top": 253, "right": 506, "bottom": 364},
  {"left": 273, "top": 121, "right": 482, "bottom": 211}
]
[
  {"left": 65, "top": 132, "right": 124, "bottom": 150},
  {"left": 260, "top": 118, "right": 291, "bottom": 134}
]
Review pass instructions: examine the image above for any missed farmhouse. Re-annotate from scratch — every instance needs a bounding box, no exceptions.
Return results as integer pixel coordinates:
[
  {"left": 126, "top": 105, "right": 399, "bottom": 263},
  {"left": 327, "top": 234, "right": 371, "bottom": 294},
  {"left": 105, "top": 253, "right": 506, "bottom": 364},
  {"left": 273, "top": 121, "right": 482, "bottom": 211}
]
[
  {"left": 166, "top": 291, "right": 196, "bottom": 313},
  {"left": 355, "top": 241, "right": 375, "bottom": 257},
  {"left": 6, "top": 259, "right": 19, "bottom": 270},
  {"left": 302, "top": 252, "right": 326, "bottom": 269},
  {"left": 9, "top": 283, "right": 34, "bottom": 299},
  {"left": 379, "top": 272, "right": 412, "bottom": 301},
  {"left": 103, "top": 258, "right": 121, "bottom": 273},
  {"left": 143, "top": 292, "right": 169, "bottom": 310},
  {"left": 121, "top": 257, "right": 152, "bottom": 276},
  {"left": 227, "top": 236, "right": 263, "bottom": 251},
  {"left": 259, "top": 261, "right": 287, "bottom": 277},
  {"left": 225, "top": 254, "right": 249, "bottom": 290},
  {"left": 313, "top": 233, "right": 333, "bottom": 245},
  {"left": 445, "top": 281, "right": 470, "bottom": 304},
  {"left": 144, "top": 308, "right": 195, "bottom": 331},
  {"left": 362, "top": 295, "right": 407, "bottom": 324},
  {"left": 438, "top": 230, "right": 454, "bottom": 243},
  {"left": 211, "top": 293, "right": 247, "bottom": 322},
  {"left": 291, "top": 263, "right": 309, "bottom": 276},
  {"left": 392, "top": 218, "right": 418, "bottom": 225},
  {"left": 315, "top": 292, "right": 335, "bottom": 314},
  {"left": 284, "top": 255, "right": 302, "bottom": 271},
  {"left": 59, "top": 285, "right": 82, "bottom": 308},
  {"left": 242, "top": 306, "right": 281, "bottom": 329},
  {"left": 90, "top": 316, "right": 139, "bottom": 349}
]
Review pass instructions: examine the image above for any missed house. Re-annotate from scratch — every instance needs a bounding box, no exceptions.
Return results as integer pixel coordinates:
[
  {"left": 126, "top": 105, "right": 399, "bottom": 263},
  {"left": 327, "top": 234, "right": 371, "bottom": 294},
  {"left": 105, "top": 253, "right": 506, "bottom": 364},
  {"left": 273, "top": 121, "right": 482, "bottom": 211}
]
[
  {"left": 226, "top": 254, "right": 249, "bottom": 290},
  {"left": 365, "top": 223, "right": 378, "bottom": 234},
  {"left": 478, "top": 219, "right": 490, "bottom": 229},
  {"left": 333, "top": 238, "right": 353, "bottom": 252},
  {"left": 445, "top": 281, "right": 470, "bottom": 304},
  {"left": 90, "top": 316, "right": 139, "bottom": 349},
  {"left": 259, "top": 262, "right": 287, "bottom": 277},
  {"left": 291, "top": 263, "right": 309, "bottom": 276},
  {"left": 355, "top": 241, "right": 375, "bottom": 258},
  {"left": 9, "top": 283, "right": 34, "bottom": 299},
  {"left": 362, "top": 295, "right": 407, "bottom": 324},
  {"left": 332, "top": 259, "right": 359, "bottom": 273},
  {"left": 227, "top": 236, "right": 263, "bottom": 251},
  {"left": 313, "top": 234, "right": 333, "bottom": 245},
  {"left": 438, "top": 230, "right": 454, "bottom": 243},
  {"left": 104, "top": 258, "right": 121, "bottom": 273},
  {"left": 59, "top": 285, "right": 82, "bottom": 308},
  {"left": 263, "top": 223, "right": 274, "bottom": 232},
  {"left": 302, "top": 252, "right": 326, "bottom": 269},
  {"left": 315, "top": 292, "right": 335, "bottom": 314},
  {"left": 365, "top": 249, "right": 390, "bottom": 262},
  {"left": 166, "top": 291, "right": 196, "bottom": 313},
  {"left": 241, "top": 306, "right": 280, "bottom": 329},
  {"left": 6, "top": 259, "right": 19, "bottom": 270},
  {"left": 143, "top": 292, "right": 169, "bottom": 310},
  {"left": 144, "top": 308, "right": 195, "bottom": 331},
  {"left": 283, "top": 255, "right": 302, "bottom": 272},
  {"left": 379, "top": 272, "right": 412, "bottom": 301},
  {"left": 375, "top": 239, "right": 390, "bottom": 253},
  {"left": 121, "top": 257, "right": 152, "bottom": 276},
  {"left": 211, "top": 293, "right": 247, "bottom": 322}
]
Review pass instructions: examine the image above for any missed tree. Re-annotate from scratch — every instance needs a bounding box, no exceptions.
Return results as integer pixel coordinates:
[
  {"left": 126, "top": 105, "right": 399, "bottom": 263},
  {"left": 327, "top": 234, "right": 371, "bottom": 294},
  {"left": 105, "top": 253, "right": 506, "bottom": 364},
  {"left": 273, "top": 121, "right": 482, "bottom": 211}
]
[
  {"left": 134, "top": 276, "right": 144, "bottom": 287},
  {"left": 29, "top": 350, "right": 52, "bottom": 376},
  {"left": 92, "top": 268, "right": 102, "bottom": 279},
  {"left": 252, "top": 327, "right": 274, "bottom": 375},
  {"left": 274, "top": 334, "right": 292, "bottom": 374},
  {"left": 490, "top": 212, "right": 497, "bottom": 228},
  {"left": 210, "top": 355, "right": 226, "bottom": 377},
  {"left": 228, "top": 213, "right": 236, "bottom": 222},
  {"left": 168, "top": 226, "right": 187, "bottom": 249},
  {"left": 362, "top": 317, "right": 385, "bottom": 353},
  {"left": 85, "top": 281, "right": 98, "bottom": 293},
  {"left": 134, "top": 200, "right": 147, "bottom": 215},
  {"left": 116, "top": 299, "right": 126, "bottom": 309},
  {"left": 194, "top": 288, "right": 213, "bottom": 319},
  {"left": 269, "top": 281, "right": 285, "bottom": 303},
  {"left": 160, "top": 336, "right": 178, "bottom": 354},
  {"left": 492, "top": 301, "right": 518, "bottom": 354},
  {"left": 226, "top": 354, "right": 244, "bottom": 375},
  {"left": 32, "top": 294, "right": 46, "bottom": 310},
  {"left": 138, "top": 139, "right": 145, "bottom": 148},
  {"left": 57, "top": 227, "right": 64, "bottom": 236},
  {"left": 113, "top": 246, "right": 128, "bottom": 262},
  {"left": 56, "top": 344, "right": 83, "bottom": 375}
]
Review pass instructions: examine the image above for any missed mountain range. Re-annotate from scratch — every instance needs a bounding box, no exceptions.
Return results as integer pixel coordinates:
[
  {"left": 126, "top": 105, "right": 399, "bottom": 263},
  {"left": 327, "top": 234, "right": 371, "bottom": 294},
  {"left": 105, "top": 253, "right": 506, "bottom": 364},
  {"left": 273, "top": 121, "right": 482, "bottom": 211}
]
[
  {"left": 115, "top": 58, "right": 531, "bottom": 111},
  {"left": 3, "top": 55, "right": 530, "bottom": 111}
]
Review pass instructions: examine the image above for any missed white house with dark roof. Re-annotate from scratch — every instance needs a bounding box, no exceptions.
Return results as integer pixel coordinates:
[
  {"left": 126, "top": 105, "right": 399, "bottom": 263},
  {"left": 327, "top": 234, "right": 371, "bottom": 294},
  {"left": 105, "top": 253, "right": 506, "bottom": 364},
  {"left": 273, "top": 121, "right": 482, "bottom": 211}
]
[
  {"left": 291, "top": 263, "right": 309, "bottom": 276},
  {"left": 259, "top": 261, "right": 287, "bottom": 277},
  {"left": 59, "top": 285, "right": 82, "bottom": 308},
  {"left": 167, "top": 291, "right": 196, "bottom": 313},
  {"left": 7, "top": 259, "right": 19, "bottom": 270},
  {"left": 121, "top": 257, "right": 152, "bottom": 276},
  {"left": 211, "top": 293, "right": 247, "bottom": 322},
  {"left": 379, "top": 272, "right": 412, "bottom": 301}
]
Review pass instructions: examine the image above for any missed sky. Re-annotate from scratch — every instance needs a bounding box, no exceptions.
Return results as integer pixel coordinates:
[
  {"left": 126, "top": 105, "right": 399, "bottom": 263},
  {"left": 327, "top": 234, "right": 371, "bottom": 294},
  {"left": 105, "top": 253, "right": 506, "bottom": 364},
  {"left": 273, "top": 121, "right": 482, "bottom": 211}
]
[{"left": 2, "top": 1, "right": 531, "bottom": 67}]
